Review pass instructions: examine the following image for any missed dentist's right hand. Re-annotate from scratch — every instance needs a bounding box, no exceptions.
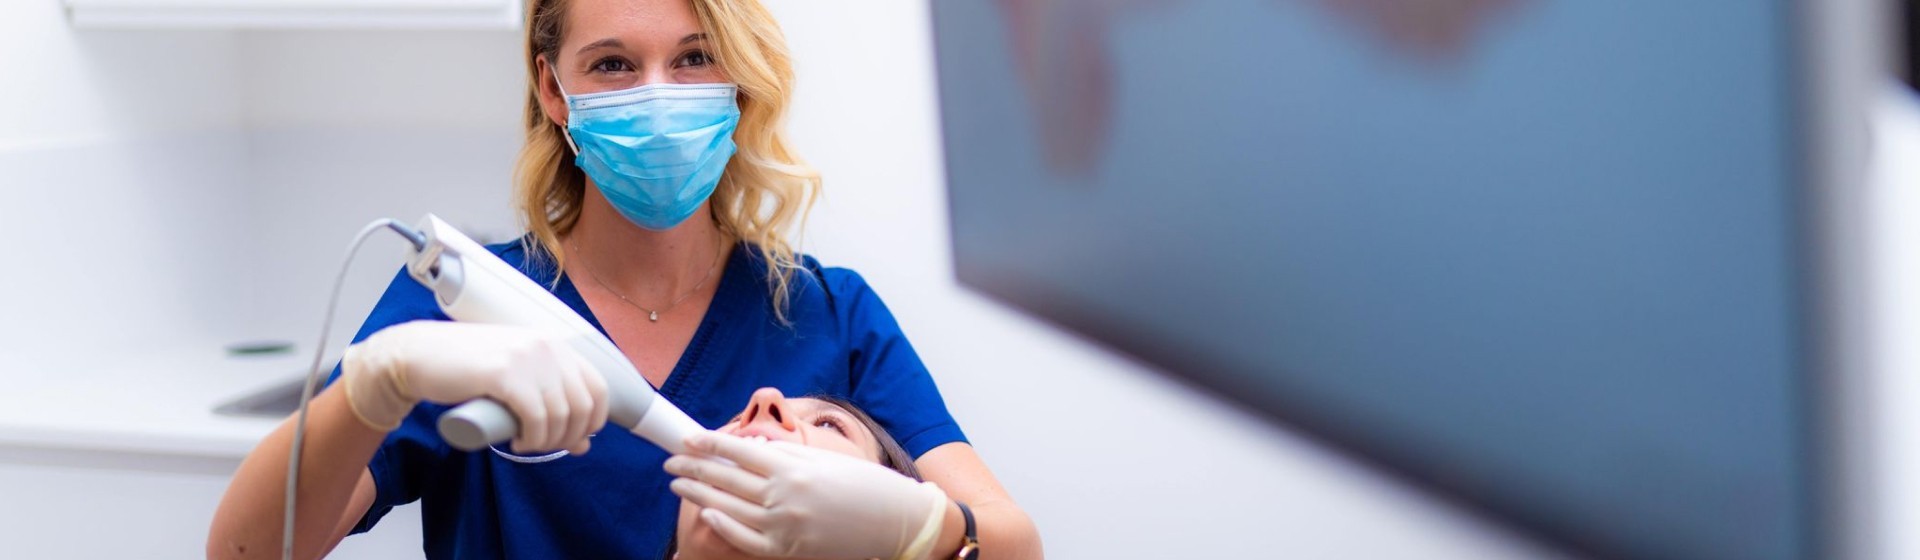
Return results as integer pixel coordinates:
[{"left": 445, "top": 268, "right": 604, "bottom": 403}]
[{"left": 340, "top": 320, "right": 610, "bottom": 455}]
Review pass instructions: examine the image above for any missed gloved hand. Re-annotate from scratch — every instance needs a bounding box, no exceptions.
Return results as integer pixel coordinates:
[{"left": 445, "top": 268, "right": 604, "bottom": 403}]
[
  {"left": 664, "top": 432, "right": 951, "bottom": 560},
  {"left": 340, "top": 320, "right": 610, "bottom": 455}
]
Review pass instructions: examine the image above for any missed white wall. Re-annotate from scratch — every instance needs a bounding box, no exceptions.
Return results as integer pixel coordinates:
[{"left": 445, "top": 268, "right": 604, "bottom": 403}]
[
  {"left": 0, "top": 7, "right": 240, "bottom": 147},
  {"left": 235, "top": 29, "right": 530, "bottom": 347},
  {"left": 0, "top": 1, "right": 251, "bottom": 360}
]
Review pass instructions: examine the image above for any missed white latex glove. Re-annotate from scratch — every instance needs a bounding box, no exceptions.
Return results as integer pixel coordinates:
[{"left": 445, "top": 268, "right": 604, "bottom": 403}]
[
  {"left": 664, "top": 432, "right": 950, "bottom": 560},
  {"left": 341, "top": 320, "right": 610, "bottom": 455}
]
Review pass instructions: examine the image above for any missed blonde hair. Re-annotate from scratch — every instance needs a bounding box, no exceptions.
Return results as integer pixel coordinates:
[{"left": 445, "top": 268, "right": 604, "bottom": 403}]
[{"left": 514, "top": 0, "right": 820, "bottom": 322}]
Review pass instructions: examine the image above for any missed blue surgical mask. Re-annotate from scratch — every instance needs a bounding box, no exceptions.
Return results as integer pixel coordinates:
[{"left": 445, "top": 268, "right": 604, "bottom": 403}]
[{"left": 558, "top": 79, "right": 740, "bottom": 230}]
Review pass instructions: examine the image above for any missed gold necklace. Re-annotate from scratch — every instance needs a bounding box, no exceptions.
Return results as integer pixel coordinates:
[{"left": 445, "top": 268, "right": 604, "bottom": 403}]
[{"left": 574, "top": 241, "right": 723, "bottom": 322}]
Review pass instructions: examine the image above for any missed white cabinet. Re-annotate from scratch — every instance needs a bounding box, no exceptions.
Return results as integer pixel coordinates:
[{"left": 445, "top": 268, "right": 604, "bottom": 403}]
[
  {"left": 63, "top": 0, "right": 522, "bottom": 29},
  {"left": 0, "top": 459, "right": 424, "bottom": 558}
]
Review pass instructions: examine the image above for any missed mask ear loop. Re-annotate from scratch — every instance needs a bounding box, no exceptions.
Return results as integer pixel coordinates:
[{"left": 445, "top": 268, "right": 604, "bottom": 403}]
[{"left": 553, "top": 73, "right": 581, "bottom": 155}]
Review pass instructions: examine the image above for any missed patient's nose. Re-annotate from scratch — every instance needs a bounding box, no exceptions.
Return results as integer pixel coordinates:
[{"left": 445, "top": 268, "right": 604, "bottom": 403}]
[{"left": 740, "top": 388, "right": 798, "bottom": 433}]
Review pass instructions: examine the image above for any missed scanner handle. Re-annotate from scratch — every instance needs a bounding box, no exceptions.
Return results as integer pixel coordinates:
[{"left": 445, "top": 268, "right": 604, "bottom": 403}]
[
  {"left": 438, "top": 399, "right": 517, "bottom": 452},
  {"left": 433, "top": 335, "right": 660, "bottom": 453},
  {"left": 438, "top": 389, "right": 707, "bottom": 457}
]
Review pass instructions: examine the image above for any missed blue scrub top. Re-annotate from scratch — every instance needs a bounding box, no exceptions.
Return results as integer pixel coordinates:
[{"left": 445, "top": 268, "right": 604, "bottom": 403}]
[{"left": 328, "top": 238, "right": 967, "bottom": 559}]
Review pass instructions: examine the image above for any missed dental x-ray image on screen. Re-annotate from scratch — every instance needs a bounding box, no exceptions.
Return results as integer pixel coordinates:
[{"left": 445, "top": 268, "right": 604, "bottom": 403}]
[{"left": 933, "top": 0, "right": 1837, "bottom": 558}]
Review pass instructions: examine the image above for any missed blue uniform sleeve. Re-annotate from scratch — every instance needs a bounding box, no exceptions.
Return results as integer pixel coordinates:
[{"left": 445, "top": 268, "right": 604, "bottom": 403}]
[
  {"left": 321, "top": 267, "right": 456, "bottom": 534},
  {"left": 821, "top": 268, "right": 969, "bottom": 459}
]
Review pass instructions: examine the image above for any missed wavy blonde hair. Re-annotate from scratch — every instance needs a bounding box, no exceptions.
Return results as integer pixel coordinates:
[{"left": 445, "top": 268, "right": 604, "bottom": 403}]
[{"left": 515, "top": 0, "right": 820, "bottom": 321}]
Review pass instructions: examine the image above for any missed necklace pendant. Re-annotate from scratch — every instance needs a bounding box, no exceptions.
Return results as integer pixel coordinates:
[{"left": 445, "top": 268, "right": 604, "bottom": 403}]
[{"left": 648, "top": 311, "right": 659, "bottom": 322}]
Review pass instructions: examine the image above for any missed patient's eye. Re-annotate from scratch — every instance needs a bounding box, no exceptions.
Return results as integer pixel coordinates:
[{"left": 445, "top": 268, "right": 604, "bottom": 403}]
[{"left": 814, "top": 416, "right": 848, "bottom": 437}]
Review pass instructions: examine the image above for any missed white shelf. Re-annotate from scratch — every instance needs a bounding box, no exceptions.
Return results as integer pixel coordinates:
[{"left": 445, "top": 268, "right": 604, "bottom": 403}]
[{"left": 64, "top": 0, "right": 522, "bottom": 30}]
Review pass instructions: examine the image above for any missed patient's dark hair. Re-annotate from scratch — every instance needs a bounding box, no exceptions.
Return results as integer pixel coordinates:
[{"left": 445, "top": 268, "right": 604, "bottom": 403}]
[{"left": 663, "top": 395, "right": 922, "bottom": 558}]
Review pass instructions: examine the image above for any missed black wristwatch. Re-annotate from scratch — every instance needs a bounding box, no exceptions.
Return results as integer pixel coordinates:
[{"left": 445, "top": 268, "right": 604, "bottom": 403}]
[{"left": 954, "top": 501, "right": 980, "bottom": 560}]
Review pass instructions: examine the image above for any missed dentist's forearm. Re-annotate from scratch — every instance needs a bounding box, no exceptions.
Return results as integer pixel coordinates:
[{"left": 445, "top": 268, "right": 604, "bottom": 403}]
[
  {"left": 914, "top": 442, "right": 1044, "bottom": 559},
  {"left": 207, "top": 388, "right": 386, "bottom": 560},
  {"left": 928, "top": 497, "right": 1042, "bottom": 560}
]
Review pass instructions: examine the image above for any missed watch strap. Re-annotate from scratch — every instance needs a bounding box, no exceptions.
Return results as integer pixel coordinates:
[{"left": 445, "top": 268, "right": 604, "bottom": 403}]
[{"left": 955, "top": 501, "right": 980, "bottom": 560}]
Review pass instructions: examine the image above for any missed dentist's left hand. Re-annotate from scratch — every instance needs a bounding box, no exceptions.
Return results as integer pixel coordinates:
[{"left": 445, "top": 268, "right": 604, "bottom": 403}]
[
  {"left": 341, "top": 320, "right": 610, "bottom": 454},
  {"left": 665, "top": 432, "right": 951, "bottom": 560}
]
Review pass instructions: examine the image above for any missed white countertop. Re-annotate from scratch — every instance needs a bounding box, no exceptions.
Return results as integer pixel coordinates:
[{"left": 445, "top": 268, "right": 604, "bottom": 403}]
[{"left": 0, "top": 342, "right": 312, "bottom": 461}]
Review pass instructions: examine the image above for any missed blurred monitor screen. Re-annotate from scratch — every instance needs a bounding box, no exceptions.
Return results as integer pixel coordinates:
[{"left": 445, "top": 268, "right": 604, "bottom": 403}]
[{"left": 932, "top": 1, "right": 1816, "bottom": 558}]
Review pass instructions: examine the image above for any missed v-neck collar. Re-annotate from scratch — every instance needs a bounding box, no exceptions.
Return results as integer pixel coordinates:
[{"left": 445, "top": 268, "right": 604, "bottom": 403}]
[{"left": 544, "top": 242, "right": 754, "bottom": 401}]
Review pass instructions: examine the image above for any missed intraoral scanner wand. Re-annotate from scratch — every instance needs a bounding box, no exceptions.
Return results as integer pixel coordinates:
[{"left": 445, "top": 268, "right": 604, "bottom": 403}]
[{"left": 398, "top": 214, "right": 707, "bottom": 454}]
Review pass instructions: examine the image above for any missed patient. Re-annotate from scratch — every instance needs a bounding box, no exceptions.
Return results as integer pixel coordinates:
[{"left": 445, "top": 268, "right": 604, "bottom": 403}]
[{"left": 669, "top": 388, "right": 921, "bottom": 559}]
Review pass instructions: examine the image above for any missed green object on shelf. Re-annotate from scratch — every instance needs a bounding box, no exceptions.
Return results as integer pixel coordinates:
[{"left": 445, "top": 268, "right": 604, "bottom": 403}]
[{"left": 226, "top": 340, "right": 295, "bottom": 356}]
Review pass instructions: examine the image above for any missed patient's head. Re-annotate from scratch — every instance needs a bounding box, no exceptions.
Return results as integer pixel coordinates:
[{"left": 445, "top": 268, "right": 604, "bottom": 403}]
[{"left": 671, "top": 388, "right": 919, "bottom": 559}]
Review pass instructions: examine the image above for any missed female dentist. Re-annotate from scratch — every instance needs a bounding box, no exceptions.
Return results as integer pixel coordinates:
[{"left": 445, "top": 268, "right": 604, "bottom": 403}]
[{"left": 205, "top": 0, "right": 1041, "bottom": 558}]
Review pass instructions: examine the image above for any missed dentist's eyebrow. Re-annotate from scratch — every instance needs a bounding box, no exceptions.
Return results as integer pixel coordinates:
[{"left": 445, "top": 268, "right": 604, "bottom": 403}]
[
  {"left": 577, "top": 37, "right": 623, "bottom": 56},
  {"left": 679, "top": 33, "right": 708, "bottom": 45}
]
